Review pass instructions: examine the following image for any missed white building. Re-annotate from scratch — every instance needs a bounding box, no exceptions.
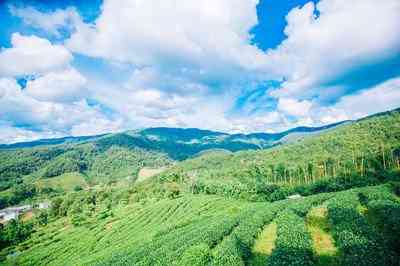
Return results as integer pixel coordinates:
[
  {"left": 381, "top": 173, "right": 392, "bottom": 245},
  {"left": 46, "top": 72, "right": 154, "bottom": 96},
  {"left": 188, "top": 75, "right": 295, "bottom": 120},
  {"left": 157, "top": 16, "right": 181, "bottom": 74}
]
[
  {"left": 38, "top": 202, "right": 51, "bottom": 209},
  {"left": 0, "top": 205, "right": 32, "bottom": 223}
]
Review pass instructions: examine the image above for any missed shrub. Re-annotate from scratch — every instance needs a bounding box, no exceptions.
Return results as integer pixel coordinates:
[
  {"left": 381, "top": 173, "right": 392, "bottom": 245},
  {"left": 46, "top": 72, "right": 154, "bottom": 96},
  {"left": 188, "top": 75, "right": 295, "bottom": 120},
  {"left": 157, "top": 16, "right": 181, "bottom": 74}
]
[
  {"left": 367, "top": 200, "right": 400, "bottom": 257},
  {"left": 212, "top": 236, "right": 244, "bottom": 266},
  {"left": 327, "top": 193, "right": 395, "bottom": 265},
  {"left": 179, "top": 243, "right": 211, "bottom": 266},
  {"left": 268, "top": 210, "right": 315, "bottom": 266}
]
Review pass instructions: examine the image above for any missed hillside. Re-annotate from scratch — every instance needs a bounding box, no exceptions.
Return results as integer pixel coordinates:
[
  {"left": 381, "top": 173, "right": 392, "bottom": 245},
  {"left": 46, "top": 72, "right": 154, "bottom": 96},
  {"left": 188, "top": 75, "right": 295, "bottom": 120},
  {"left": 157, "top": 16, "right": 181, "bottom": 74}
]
[
  {"left": 0, "top": 121, "right": 345, "bottom": 157},
  {"left": 0, "top": 120, "right": 346, "bottom": 206},
  {"left": 153, "top": 108, "right": 400, "bottom": 200},
  {"left": 0, "top": 109, "right": 399, "bottom": 266},
  {"left": 2, "top": 183, "right": 400, "bottom": 265}
]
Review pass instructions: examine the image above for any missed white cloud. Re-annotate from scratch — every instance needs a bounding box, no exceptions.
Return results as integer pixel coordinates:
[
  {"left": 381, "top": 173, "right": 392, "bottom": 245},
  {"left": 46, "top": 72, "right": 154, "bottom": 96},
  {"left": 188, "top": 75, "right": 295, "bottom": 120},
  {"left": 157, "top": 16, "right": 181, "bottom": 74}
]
[
  {"left": 1, "top": 0, "right": 400, "bottom": 143},
  {"left": 332, "top": 77, "right": 400, "bottom": 118},
  {"left": 0, "top": 78, "right": 120, "bottom": 142},
  {"left": 278, "top": 98, "right": 313, "bottom": 117},
  {"left": 9, "top": 6, "right": 83, "bottom": 38},
  {"left": 289, "top": 77, "right": 400, "bottom": 125},
  {"left": 0, "top": 33, "right": 72, "bottom": 76},
  {"left": 65, "top": 0, "right": 271, "bottom": 82},
  {"left": 267, "top": 0, "right": 400, "bottom": 98},
  {"left": 25, "top": 68, "right": 87, "bottom": 103},
  {"left": 0, "top": 123, "right": 62, "bottom": 144},
  {"left": 0, "top": 32, "right": 90, "bottom": 109}
]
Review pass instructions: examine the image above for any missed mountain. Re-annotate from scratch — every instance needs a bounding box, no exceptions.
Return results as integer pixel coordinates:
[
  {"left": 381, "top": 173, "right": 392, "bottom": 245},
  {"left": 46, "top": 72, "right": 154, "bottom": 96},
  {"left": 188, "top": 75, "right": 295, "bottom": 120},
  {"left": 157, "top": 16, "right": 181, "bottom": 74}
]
[
  {"left": 0, "top": 120, "right": 348, "bottom": 193},
  {"left": 0, "top": 119, "right": 347, "bottom": 156},
  {"left": 156, "top": 108, "right": 400, "bottom": 196},
  {"left": 0, "top": 134, "right": 106, "bottom": 150}
]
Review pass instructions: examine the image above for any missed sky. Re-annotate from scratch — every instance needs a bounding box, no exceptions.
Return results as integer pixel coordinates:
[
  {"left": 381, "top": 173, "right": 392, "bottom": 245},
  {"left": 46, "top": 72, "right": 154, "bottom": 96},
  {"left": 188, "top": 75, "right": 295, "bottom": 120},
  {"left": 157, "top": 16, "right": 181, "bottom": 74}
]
[{"left": 0, "top": 0, "right": 399, "bottom": 143}]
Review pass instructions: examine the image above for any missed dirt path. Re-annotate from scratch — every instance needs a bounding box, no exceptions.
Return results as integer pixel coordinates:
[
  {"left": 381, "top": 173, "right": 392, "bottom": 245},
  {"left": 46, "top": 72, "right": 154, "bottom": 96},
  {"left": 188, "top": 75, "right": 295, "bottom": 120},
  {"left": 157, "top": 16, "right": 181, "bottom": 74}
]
[
  {"left": 306, "top": 206, "right": 338, "bottom": 266},
  {"left": 248, "top": 222, "right": 277, "bottom": 266}
]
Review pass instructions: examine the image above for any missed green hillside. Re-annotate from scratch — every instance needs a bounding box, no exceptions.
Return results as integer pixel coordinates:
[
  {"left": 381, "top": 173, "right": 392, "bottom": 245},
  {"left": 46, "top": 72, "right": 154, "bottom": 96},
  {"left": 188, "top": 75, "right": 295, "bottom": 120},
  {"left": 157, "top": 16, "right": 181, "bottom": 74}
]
[
  {"left": 2, "top": 183, "right": 399, "bottom": 265},
  {"left": 0, "top": 109, "right": 399, "bottom": 265},
  {"left": 154, "top": 109, "right": 400, "bottom": 200},
  {"left": 0, "top": 119, "right": 348, "bottom": 208}
]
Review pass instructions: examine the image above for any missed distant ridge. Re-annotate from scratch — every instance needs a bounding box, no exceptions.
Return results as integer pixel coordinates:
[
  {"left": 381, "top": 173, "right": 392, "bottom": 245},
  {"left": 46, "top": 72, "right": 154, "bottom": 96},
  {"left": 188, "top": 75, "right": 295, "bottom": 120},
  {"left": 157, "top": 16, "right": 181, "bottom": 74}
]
[
  {"left": 0, "top": 134, "right": 106, "bottom": 149},
  {"left": 0, "top": 120, "right": 347, "bottom": 150}
]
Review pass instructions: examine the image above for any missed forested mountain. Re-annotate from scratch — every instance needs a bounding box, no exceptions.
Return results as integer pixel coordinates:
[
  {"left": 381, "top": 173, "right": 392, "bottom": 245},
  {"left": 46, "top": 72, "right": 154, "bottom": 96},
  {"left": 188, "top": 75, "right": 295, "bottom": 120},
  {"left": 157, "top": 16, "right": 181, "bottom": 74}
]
[
  {"left": 157, "top": 108, "right": 400, "bottom": 197},
  {"left": 0, "top": 120, "right": 345, "bottom": 156},
  {"left": 0, "top": 119, "right": 345, "bottom": 199}
]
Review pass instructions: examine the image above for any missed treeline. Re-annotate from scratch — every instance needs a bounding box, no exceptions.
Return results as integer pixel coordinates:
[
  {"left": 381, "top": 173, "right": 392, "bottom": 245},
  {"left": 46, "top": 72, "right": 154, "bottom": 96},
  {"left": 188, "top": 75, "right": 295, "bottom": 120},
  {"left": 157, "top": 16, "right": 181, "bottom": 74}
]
[
  {"left": 157, "top": 167, "right": 400, "bottom": 203},
  {"left": 238, "top": 146, "right": 400, "bottom": 186},
  {"left": 0, "top": 147, "right": 66, "bottom": 191},
  {"left": 0, "top": 219, "right": 34, "bottom": 254},
  {"left": 162, "top": 109, "right": 400, "bottom": 191},
  {"left": 0, "top": 184, "right": 38, "bottom": 209}
]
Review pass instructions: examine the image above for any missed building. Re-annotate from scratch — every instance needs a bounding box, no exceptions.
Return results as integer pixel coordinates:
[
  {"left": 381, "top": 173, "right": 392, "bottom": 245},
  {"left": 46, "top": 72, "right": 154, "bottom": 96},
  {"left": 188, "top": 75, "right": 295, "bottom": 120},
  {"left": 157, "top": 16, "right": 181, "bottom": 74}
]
[
  {"left": 38, "top": 201, "right": 51, "bottom": 209},
  {"left": 287, "top": 194, "right": 303, "bottom": 200},
  {"left": 0, "top": 205, "right": 32, "bottom": 223}
]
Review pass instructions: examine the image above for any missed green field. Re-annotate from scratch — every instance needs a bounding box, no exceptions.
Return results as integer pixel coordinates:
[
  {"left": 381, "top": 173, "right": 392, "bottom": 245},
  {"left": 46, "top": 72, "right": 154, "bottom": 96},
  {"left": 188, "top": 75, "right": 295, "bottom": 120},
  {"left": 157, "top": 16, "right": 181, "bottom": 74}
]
[{"left": 2, "top": 184, "right": 399, "bottom": 265}]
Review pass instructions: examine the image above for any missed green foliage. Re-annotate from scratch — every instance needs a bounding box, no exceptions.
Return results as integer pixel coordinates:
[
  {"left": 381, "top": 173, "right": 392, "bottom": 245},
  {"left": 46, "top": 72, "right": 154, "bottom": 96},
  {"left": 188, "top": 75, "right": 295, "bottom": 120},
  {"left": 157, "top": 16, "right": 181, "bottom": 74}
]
[
  {"left": 367, "top": 200, "right": 400, "bottom": 258},
  {"left": 35, "top": 211, "right": 49, "bottom": 226},
  {"left": 2, "top": 184, "right": 399, "bottom": 265},
  {"left": 178, "top": 243, "right": 211, "bottom": 266},
  {"left": 73, "top": 185, "right": 83, "bottom": 192},
  {"left": 162, "top": 109, "right": 400, "bottom": 192},
  {"left": 268, "top": 210, "right": 315, "bottom": 266},
  {"left": 89, "top": 146, "right": 170, "bottom": 183},
  {"left": 327, "top": 192, "right": 396, "bottom": 265},
  {"left": 0, "top": 110, "right": 400, "bottom": 265},
  {"left": 0, "top": 219, "right": 34, "bottom": 251}
]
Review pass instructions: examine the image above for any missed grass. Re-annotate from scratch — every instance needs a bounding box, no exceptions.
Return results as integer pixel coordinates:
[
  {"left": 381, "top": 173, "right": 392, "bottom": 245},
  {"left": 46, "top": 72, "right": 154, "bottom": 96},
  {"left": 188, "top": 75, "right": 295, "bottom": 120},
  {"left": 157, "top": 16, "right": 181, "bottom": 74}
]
[
  {"left": 36, "top": 172, "right": 88, "bottom": 191},
  {"left": 249, "top": 222, "right": 277, "bottom": 265},
  {"left": 137, "top": 167, "right": 167, "bottom": 183},
  {"left": 306, "top": 207, "right": 338, "bottom": 265}
]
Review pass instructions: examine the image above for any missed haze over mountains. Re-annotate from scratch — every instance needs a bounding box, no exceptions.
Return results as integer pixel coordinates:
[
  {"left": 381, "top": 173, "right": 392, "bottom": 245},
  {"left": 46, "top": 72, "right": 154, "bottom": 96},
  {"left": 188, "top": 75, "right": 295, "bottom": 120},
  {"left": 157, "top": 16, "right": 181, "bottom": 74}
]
[{"left": 0, "top": 119, "right": 348, "bottom": 157}]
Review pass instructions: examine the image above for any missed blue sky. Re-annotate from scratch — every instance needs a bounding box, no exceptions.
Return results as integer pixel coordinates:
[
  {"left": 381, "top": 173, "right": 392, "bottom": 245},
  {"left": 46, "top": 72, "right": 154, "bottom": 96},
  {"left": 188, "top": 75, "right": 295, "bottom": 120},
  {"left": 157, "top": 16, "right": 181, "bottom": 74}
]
[{"left": 0, "top": 0, "right": 399, "bottom": 143}]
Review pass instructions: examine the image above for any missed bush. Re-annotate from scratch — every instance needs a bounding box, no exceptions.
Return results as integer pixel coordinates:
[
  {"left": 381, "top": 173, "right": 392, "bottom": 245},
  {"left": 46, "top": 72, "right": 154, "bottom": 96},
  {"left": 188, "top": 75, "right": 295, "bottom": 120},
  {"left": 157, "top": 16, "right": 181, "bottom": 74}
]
[
  {"left": 367, "top": 200, "right": 400, "bottom": 257},
  {"left": 179, "top": 243, "right": 211, "bottom": 266},
  {"left": 36, "top": 211, "right": 49, "bottom": 226},
  {"left": 0, "top": 219, "right": 34, "bottom": 251},
  {"left": 212, "top": 236, "right": 244, "bottom": 266},
  {"left": 73, "top": 185, "right": 83, "bottom": 192},
  {"left": 268, "top": 210, "right": 315, "bottom": 266},
  {"left": 327, "top": 193, "right": 395, "bottom": 265}
]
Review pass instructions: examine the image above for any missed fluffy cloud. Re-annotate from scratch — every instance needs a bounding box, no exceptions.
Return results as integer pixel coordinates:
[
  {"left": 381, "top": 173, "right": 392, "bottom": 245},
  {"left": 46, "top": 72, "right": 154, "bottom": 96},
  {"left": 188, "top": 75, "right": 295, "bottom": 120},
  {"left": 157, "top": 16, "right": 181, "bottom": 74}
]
[
  {"left": 0, "top": 33, "right": 72, "bottom": 76},
  {"left": 267, "top": 0, "right": 400, "bottom": 98},
  {"left": 25, "top": 68, "right": 87, "bottom": 103},
  {"left": 0, "top": 32, "right": 89, "bottom": 104},
  {"left": 285, "top": 77, "right": 400, "bottom": 126},
  {"left": 1, "top": 0, "right": 400, "bottom": 143},
  {"left": 278, "top": 98, "right": 313, "bottom": 117},
  {"left": 0, "top": 78, "right": 122, "bottom": 139},
  {"left": 0, "top": 123, "right": 62, "bottom": 144},
  {"left": 65, "top": 0, "right": 272, "bottom": 83},
  {"left": 0, "top": 33, "right": 114, "bottom": 142},
  {"left": 331, "top": 77, "right": 400, "bottom": 119}
]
